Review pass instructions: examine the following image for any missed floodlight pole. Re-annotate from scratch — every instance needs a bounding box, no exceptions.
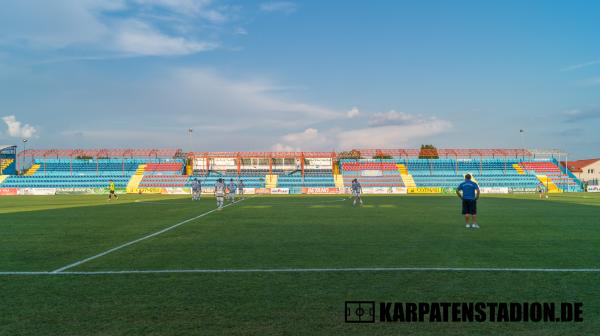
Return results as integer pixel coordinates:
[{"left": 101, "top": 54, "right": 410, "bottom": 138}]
[
  {"left": 565, "top": 153, "right": 569, "bottom": 190},
  {"left": 21, "top": 138, "right": 29, "bottom": 173}
]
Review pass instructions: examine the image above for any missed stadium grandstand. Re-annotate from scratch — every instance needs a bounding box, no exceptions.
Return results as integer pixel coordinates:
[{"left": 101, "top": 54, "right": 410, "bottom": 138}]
[{"left": 0, "top": 147, "right": 584, "bottom": 195}]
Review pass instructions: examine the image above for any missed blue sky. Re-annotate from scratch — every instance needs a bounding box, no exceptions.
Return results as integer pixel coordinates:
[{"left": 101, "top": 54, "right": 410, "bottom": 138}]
[{"left": 0, "top": 0, "right": 599, "bottom": 158}]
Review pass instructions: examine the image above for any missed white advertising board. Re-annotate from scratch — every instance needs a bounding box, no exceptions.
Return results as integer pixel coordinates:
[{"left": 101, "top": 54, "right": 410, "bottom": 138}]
[
  {"left": 361, "top": 170, "right": 383, "bottom": 177},
  {"left": 162, "top": 188, "right": 191, "bottom": 195},
  {"left": 479, "top": 187, "right": 510, "bottom": 194},
  {"left": 270, "top": 188, "right": 290, "bottom": 194},
  {"left": 360, "top": 187, "right": 408, "bottom": 194},
  {"left": 587, "top": 185, "right": 600, "bottom": 192},
  {"left": 17, "top": 188, "right": 57, "bottom": 195}
]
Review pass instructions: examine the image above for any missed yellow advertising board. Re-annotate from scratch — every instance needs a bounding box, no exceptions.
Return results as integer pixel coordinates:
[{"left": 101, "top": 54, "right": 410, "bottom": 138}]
[
  {"left": 407, "top": 187, "right": 442, "bottom": 194},
  {"left": 127, "top": 187, "right": 163, "bottom": 194}
]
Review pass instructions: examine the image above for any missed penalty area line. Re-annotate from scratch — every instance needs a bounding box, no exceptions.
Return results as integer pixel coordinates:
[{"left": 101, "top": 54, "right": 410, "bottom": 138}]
[
  {"left": 2, "top": 267, "right": 600, "bottom": 276},
  {"left": 50, "top": 197, "right": 252, "bottom": 273}
]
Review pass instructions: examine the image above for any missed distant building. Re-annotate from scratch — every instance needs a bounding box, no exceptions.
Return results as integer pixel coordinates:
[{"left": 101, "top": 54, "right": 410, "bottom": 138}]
[{"left": 563, "top": 159, "right": 600, "bottom": 185}]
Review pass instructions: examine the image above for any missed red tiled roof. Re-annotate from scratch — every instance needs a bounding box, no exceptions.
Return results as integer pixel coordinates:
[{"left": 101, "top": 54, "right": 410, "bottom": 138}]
[{"left": 560, "top": 159, "right": 600, "bottom": 173}]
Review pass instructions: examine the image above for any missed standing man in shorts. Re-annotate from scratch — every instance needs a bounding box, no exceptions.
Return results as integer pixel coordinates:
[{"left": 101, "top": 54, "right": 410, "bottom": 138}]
[
  {"left": 536, "top": 181, "right": 546, "bottom": 199},
  {"left": 351, "top": 178, "right": 363, "bottom": 206},
  {"left": 238, "top": 179, "right": 245, "bottom": 199},
  {"left": 214, "top": 178, "right": 226, "bottom": 210},
  {"left": 456, "top": 174, "right": 480, "bottom": 228},
  {"left": 191, "top": 178, "right": 201, "bottom": 201},
  {"left": 227, "top": 178, "right": 237, "bottom": 203},
  {"left": 108, "top": 179, "right": 118, "bottom": 200}
]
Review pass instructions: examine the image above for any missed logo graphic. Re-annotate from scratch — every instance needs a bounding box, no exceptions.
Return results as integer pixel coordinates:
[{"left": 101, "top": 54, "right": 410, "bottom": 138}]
[{"left": 345, "top": 301, "right": 375, "bottom": 323}]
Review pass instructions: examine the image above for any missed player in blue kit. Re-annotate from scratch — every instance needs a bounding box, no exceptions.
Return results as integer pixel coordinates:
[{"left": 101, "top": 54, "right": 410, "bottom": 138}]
[{"left": 456, "top": 174, "right": 480, "bottom": 229}]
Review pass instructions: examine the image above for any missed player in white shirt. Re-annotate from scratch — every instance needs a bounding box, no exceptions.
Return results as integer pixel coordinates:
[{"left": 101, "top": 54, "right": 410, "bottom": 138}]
[
  {"left": 191, "top": 178, "right": 201, "bottom": 201},
  {"left": 227, "top": 178, "right": 237, "bottom": 203},
  {"left": 351, "top": 178, "right": 363, "bottom": 206},
  {"left": 238, "top": 179, "right": 245, "bottom": 199},
  {"left": 214, "top": 178, "right": 226, "bottom": 210},
  {"left": 537, "top": 182, "right": 547, "bottom": 199}
]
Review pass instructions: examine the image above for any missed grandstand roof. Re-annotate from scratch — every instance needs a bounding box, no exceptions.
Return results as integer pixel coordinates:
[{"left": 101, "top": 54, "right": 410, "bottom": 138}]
[
  {"left": 18, "top": 148, "right": 534, "bottom": 160},
  {"left": 349, "top": 148, "right": 532, "bottom": 158},
  {"left": 188, "top": 149, "right": 533, "bottom": 159},
  {"left": 561, "top": 159, "right": 600, "bottom": 173},
  {"left": 0, "top": 145, "right": 17, "bottom": 152},
  {"left": 189, "top": 151, "right": 336, "bottom": 158},
  {"left": 18, "top": 148, "right": 181, "bottom": 158}
]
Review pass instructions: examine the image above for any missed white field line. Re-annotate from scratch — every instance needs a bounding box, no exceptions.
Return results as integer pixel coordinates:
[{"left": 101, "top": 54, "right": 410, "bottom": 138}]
[
  {"left": 243, "top": 197, "right": 348, "bottom": 206},
  {"left": 50, "top": 197, "right": 250, "bottom": 273},
  {"left": 2, "top": 267, "right": 599, "bottom": 276}
]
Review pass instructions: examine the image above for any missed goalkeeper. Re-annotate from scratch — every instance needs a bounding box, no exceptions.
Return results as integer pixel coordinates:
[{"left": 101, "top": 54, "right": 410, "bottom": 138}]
[{"left": 108, "top": 179, "right": 118, "bottom": 200}]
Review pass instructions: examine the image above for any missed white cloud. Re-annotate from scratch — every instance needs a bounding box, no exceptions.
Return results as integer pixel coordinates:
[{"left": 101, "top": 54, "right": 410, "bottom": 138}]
[
  {"left": 272, "top": 128, "right": 334, "bottom": 151},
  {"left": 271, "top": 143, "right": 297, "bottom": 152},
  {"left": 259, "top": 1, "right": 297, "bottom": 14},
  {"left": 27, "top": 67, "right": 346, "bottom": 149},
  {"left": 135, "top": 0, "right": 205, "bottom": 12},
  {"left": 282, "top": 127, "right": 328, "bottom": 144},
  {"left": 2, "top": 115, "right": 37, "bottom": 138},
  {"left": 368, "top": 110, "right": 437, "bottom": 126},
  {"left": 561, "top": 59, "right": 600, "bottom": 72},
  {"left": 0, "top": 0, "right": 227, "bottom": 58},
  {"left": 346, "top": 107, "right": 360, "bottom": 118},
  {"left": 563, "top": 107, "right": 600, "bottom": 122},
  {"left": 0, "top": 1, "right": 111, "bottom": 48},
  {"left": 234, "top": 27, "right": 248, "bottom": 35},
  {"left": 272, "top": 112, "right": 452, "bottom": 151},
  {"left": 114, "top": 20, "right": 216, "bottom": 56},
  {"left": 166, "top": 68, "right": 344, "bottom": 127},
  {"left": 576, "top": 77, "right": 600, "bottom": 87},
  {"left": 134, "top": 0, "right": 227, "bottom": 23},
  {"left": 337, "top": 120, "right": 452, "bottom": 149}
]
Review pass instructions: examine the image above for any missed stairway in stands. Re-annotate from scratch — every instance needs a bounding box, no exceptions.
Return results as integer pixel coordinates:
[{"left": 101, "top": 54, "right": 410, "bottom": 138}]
[
  {"left": 333, "top": 162, "right": 344, "bottom": 188},
  {"left": 1, "top": 159, "right": 14, "bottom": 173},
  {"left": 397, "top": 163, "right": 416, "bottom": 187},
  {"left": 24, "top": 164, "right": 40, "bottom": 176},
  {"left": 0, "top": 175, "right": 8, "bottom": 185},
  {"left": 126, "top": 175, "right": 144, "bottom": 193},
  {"left": 265, "top": 174, "right": 278, "bottom": 188},
  {"left": 520, "top": 162, "right": 568, "bottom": 192},
  {"left": 513, "top": 164, "right": 524, "bottom": 174},
  {"left": 135, "top": 164, "right": 146, "bottom": 175},
  {"left": 333, "top": 174, "right": 345, "bottom": 189},
  {"left": 126, "top": 164, "right": 147, "bottom": 192},
  {"left": 535, "top": 175, "right": 560, "bottom": 193},
  {"left": 396, "top": 163, "right": 408, "bottom": 174}
]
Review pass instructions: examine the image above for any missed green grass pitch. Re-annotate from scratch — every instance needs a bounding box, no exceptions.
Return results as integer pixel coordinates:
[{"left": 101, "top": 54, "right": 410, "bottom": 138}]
[{"left": 1, "top": 193, "right": 599, "bottom": 335}]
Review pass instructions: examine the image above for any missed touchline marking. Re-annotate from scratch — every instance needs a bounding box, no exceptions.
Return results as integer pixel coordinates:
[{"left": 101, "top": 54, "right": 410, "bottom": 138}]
[
  {"left": 3, "top": 267, "right": 599, "bottom": 276},
  {"left": 50, "top": 197, "right": 251, "bottom": 273}
]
